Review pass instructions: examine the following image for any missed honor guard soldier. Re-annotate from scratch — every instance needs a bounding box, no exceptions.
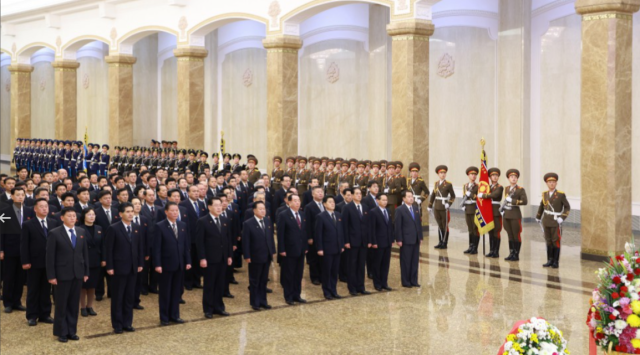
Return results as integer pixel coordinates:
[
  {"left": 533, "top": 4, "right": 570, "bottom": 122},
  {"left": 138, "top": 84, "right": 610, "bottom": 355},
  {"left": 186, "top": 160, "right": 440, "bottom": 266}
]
[
  {"left": 270, "top": 156, "right": 284, "bottom": 191},
  {"left": 295, "top": 157, "right": 311, "bottom": 195},
  {"left": 428, "top": 165, "right": 456, "bottom": 249},
  {"left": 382, "top": 162, "right": 397, "bottom": 218},
  {"left": 87, "top": 144, "right": 97, "bottom": 175},
  {"left": 198, "top": 152, "right": 210, "bottom": 176},
  {"left": 56, "top": 141, "right": 65, "bottom": 171},
  {"left": 310, "top": 158, "right": 325, "bottom": 189},
  {"left": 165, "top": 149, "right": 176, "bottom": 172},
  {"left": 175, "top": 150, "right": 188, "bottom": 175},
  {"left": 348, "top": 158, "right": 358, "bottom": 174},
  {"left": 134, "top": 147, "right": 144, "bottom": 173},
  {"left": 222, "top": 153, "right": 232, "bottom": 172},
  {"left": 74, "top": 142, "right": 84, "bottom": 177},
  {"left": 462, "top": 166, "right": 480, "bottom": 255},
  {"left": 353, "top": 162, "right": 368, "bottom": 195},
  {"left": 142, "top": 148, "right": 152, "bottom": 171},
  {"left": 231, "top": 154, "right": 243, "bottom": 174},
  {"left": 246, "top": 155, "right": 261, "bottom": 184},
  {"left": 11, "top": 138, "right": 20, "bottom": 169},
  {"left": 108, "top": 146, "right": 119, "bottom": 172},
  {"left": 62, "top": 141, "right": 72, "bottom": 175},
  {"left": 320, "top": 157, "right": 329, "bottom": 172},
  {"left": 369, "top": 161, "right": 383, "bottom": 188},
  {"left": 149, "top": 148, "right": 159, "bottom": 173},
  {"left": 210, "top": 153, "right": 220, "bottom": 174},
  {"left": 407, "top": 163, "right": 429, "bottom": 222},
  {"left": 188, "top": 150, "right": 198, "bottom": 173},
  {"left": 324, "top": 160, "right": 338, "bottom": 196},
  {"left": 284, "top": 156, "right": 297, "bottom": 183},
  {"left": 379, "top": 160, "right": 387, "bottom": 176},
  {"left": 482, "top": 168, "right": 503, "bottom": 258},
  {"left": 536, "top": 173, "right": 570, "bottom": 269},
  {"left": 338, "top": 160, "right": 354, "bottom": 188},
  {"left": 99, "top": 145, "right": 110, "bottom": 176},
  {"left": 502, "top": 169, "right": 528, "bottom": 262},
  {"left": 392, "top": 161, "right": 408, "bottom": 204}
]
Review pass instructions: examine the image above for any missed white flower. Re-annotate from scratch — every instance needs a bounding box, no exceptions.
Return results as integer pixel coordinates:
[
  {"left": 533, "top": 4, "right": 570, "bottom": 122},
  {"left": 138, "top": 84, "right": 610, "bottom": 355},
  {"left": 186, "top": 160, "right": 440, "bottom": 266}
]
[
  {"left": 626, "top": 242, "right": 634, "bottom": 254},
  {"left": 504, "top": 342, "right": 512, "bottom": 351},
  {"left": 637, "top": 329, "right": 640, "bottom": 338},
  {"left": 616, "top": 320, "right": 629, "bottom": 330}
]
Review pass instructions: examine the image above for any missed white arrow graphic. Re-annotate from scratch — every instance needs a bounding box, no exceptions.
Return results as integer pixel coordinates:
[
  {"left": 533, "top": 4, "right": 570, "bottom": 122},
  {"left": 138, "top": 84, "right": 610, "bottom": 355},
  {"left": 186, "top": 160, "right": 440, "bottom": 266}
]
[{"left": 0, "top": 213, "right": 11, "bottom": 223}]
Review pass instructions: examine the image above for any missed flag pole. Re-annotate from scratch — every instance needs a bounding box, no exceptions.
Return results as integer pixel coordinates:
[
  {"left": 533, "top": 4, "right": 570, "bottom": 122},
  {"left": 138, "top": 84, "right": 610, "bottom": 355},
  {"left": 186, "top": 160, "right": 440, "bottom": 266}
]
[{"left": 481, "top": 137, "right": 486, "bottom": 256}]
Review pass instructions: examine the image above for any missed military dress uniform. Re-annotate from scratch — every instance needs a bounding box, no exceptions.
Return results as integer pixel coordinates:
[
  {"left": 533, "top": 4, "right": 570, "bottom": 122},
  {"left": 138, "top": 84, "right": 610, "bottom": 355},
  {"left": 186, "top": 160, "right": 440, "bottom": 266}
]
[
  {"left": 407, "top": 163, "right": 429, "bottom": 226},
  {"left": 535, "top": 173, "right": 570, "bottom": 269},
  {"left": 99, "top": 145, "right": 110, "bottom": 176},
  {"left": 197, "top": 152, "right": 210, "bottom": 176},
  {"left": 324, "top": 163, "right": 338, "bottom": 196},
  {"left": 502, "top": 169, "right": 528, "bottom": 262},
  {"left": 270, "top": 156, "right": 284, "bottom": 191},
  {"left": 482, "top": 168, "right": 503, "bottom": 258},
  {"left": 285, "top": 157, "right": 297, "bottom": 184},
  {"left": 353, "top": 162, "right": 369, "bottom": 196},
  {"left": 461, "top": 167, "right": 480, "bottom": 255},
  {"left": 428, "top": 165, "right": 456, "bottom": 249},
  {"left": 247, "top": 156, "right": 261, "bottom": 184},
  {"left": 309, "top": 158, "right": 325, "bottom": 188},
  {"left": 387, "top": 162, "right": 406, "bottom": 220},
  {"left": 295, "top": 157, "right": 311, "bottom": 195}
]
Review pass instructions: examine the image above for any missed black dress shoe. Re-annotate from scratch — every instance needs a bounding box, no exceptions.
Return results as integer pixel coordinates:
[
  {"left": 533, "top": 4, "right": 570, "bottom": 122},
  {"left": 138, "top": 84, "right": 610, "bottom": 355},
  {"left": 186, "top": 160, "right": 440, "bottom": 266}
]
[
  {"left": 266, "top": 288, "right": 273, "bottom": 294},
  {"left": 286, "top": 300, "right": 295, "bottom": 305},
  {"left": 411, "top": 284, "right": 421, "bottom": 288},
  {"left": 67, "top": 334, "right": 80, "bottom": 341},
  {"left": 383, "top": 286, "right": 393, "bottom": 291},
  {"left": 81, "top": 308, "right": 88, "bottom": 317},
  {"left": 170, "top": 318, "right": 185, "bottom": 324},
  {"left": 123, "top": 326, "right": 135, "bottom": 332},
  {"left": 161, "top": 321, "right": 170, "bottom": 326},
  {"left": 13, "top": 305, "right": 26, "bottom": 311},
  {"left": 87, "top": 308, "right": 97, "bottom": 316},
  {"left": 324, "top": 296, "right": 333, "bottom": 300},
  {"left": 260, "top": 304, "right": 272, "bottom": 310},
  {"left": 375, "top": 287, "right": 383, "bottom": 292},
  {"left": 311, "top": 280, "right": 321, "bottom": 285},
  {"left": 402, "top": 285, "right": 412, "bottom": 288},
  {"left": 179, "top": 299, "right": 186, "bottom": 304},
  {"left": 333, "top": 294, "right": 342, "bottom": 299},
  {"left": 229, "top": 280, "right": 239, "bottom": 285},
  {"left": 133, "top": 305, "right": 144, "bottom": 310},
  {"left": 40, "top": 316, "right": 54, "bottom": 323},
  {"left": 114, "top": 329, "right": 123, "bottom": 334},
  {"left": 141, "top": 291, "right": 149, "bottom": 296},
  {"left": 185, "top": 286, "right": 193, "bottom": 291},
  {"left": 4, "top": 307, "right": 12, "bottom": 313},
  {"left": 367, "top": 274, "right": 373, "bottom": 279},
  {"left": 95, "top": 295, "right": 103, "bottom": 301},
  {"left": 294, "top": 298, "right": 307, "bottom": 303},
  {"left": 349, "top": 292, "right": 358, "bottom": 296},
  {"left": 58, "top": 336, "right": 68, "bottom": 343},
  {"left": 28, "top": 318, "right": 37, "bottom": 326},
  {"left": 215, "top": 311, "right": 230, "bottom": 316},
  {"left": 193, "top": 284, "right": 203, "bottom": 289},
  {"left": 149, "top": 289, "right": 159, "bottom": 294},
  {"left": 252, "top": 306, "right": 261, "bottom": 311},
  {"left": 204, "top": 313, "right": 213, "bottom": 319},
  {"left": 223, "top": 293, "right": 235, "bottom": 298},
  {"left": 360, "top": 290, "right": 371, "bottom": 295}
]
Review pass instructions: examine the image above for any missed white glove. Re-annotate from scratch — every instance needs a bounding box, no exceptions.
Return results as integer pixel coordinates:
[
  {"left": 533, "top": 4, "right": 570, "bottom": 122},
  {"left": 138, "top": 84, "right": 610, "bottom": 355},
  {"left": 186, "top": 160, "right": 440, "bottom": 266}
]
[
  {"left": 384, "top": 188, "right": 389, "bottom": 193},
  {"left": 535, "top": 218, "right": 541, "bottom": 223},
  {"left": 445, "top": 203, "right": 450, "bottom": 209},
  {"left": 465, "top": 191, "right": 471, "bottom": 197},
  {"left": 558, "top": 218, "right": 564, "bottom": 225},
  {"left": 427, "top": 207, "right": 432, "bottom": 213},
  {"left": 506, "top": 196, "right": 512, "bottom": 203}
]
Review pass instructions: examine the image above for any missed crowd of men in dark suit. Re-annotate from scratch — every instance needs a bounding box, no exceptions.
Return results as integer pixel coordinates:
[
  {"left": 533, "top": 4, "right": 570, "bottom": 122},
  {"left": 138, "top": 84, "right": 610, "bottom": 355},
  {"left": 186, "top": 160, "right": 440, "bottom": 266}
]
[{"left": 1, "top": 142, "right": 435, "bottom": 343}]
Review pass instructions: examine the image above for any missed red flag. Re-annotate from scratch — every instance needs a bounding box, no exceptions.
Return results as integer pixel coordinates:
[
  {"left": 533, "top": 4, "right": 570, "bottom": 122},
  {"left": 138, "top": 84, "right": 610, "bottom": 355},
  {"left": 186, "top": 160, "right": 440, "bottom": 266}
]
[{"left": 474, "top": 148, "right": 494, "bottom": 234}]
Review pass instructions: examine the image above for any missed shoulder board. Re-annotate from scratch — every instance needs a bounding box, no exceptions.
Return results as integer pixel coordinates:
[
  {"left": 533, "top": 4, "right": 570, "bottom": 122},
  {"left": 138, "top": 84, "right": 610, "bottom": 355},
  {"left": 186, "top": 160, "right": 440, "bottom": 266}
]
[
  {"left": 418, "top": 178, "right": 423, "bottom": 181},
  {"left": 445, "top": 181, "right": 451, "bottom": 184},
  {"left": 557, "top": 190, "right": 564, "bottom": 194},
  {"left": 518, "top": 186, "right": 523, "bottom": 189}
]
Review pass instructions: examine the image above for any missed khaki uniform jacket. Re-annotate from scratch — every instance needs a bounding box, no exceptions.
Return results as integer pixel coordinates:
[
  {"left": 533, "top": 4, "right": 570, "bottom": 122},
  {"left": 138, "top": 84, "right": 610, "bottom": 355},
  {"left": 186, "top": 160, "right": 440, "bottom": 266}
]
[
  {"left": 338, "top": 172, "right": 354, "bottom": 188},
  {"left": 285, "top": 168, "right": 297, "bottom": 182},
  {"left": 462, "top": 182, "right": 479, "bottom": 215},
  {"left": 536, "top": 190, "right": 571, "bottom": 227},
  {"left": 428, "top": 181, "right": 456, "bottom": 210},
  {"left": 353, "top": 174, "right": 369, "bottom": 195},
  {"left": 248, "top": 168, "right": 261, "bottom": 184},
  {"left": 325, "top": 171, "right": 338, "bottom": 196},
  {"left": 310, "top": 170, "right": 325, "bottom": 188},
  {"left": 408, "top": 177, "right": 429, "bottom": 204},
  {"left": 296, "top": 169, "right": 311, "bottom": 194},
  {"left": 270, "top": 167, "right": 284, "bottom": 191},
  {"left": 503, "top": 185, "right": 527, "bottom": 220},
  {"left": 482, "top": 183, "right": 504, "bottom": 217}
]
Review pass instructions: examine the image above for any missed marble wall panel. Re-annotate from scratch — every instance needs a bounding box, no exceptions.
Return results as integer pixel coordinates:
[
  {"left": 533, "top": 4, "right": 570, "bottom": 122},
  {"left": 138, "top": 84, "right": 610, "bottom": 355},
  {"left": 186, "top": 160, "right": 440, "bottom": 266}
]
[
  {"left": 633, "top": 12, "right": 640, "bottom": 206},
  {"left": 133, "top": 34, "right": 158, "bottom": 146},
  {"left": 221, "top": 47, "right": 267, "bottom": 159},
  {"left": 161, "top": 56, "right": 178, "bottom": 141},
  {"left": 77, "top": 55, "right": 109, "bottom": 144},
  {"left": 30, "top": 61, "right": 55, "bottom": 138},
  {"left": 368, "top": 5, "right": 392, "bottom": 159},
  {"left": 299, "top": 39, "right": 369, "bottom": 158},
  {"left": 204, "top": 31, "right": 218, "bottom": 154},
  {"left": 1, "top": 65, "right": 10, "bottom": 160}
]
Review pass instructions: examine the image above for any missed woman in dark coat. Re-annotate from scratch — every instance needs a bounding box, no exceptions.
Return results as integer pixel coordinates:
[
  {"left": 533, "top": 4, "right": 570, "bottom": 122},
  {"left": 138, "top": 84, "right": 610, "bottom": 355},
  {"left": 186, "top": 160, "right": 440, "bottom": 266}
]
[{"left": 79, "top": 207, "right": 103, "bottom": 317}]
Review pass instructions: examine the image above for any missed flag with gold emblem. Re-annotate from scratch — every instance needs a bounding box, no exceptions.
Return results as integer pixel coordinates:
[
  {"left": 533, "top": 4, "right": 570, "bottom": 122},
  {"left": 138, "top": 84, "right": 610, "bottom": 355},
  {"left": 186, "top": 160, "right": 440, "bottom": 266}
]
[{"left": 474, "top": 139, "right": 495, "bottom": 234}]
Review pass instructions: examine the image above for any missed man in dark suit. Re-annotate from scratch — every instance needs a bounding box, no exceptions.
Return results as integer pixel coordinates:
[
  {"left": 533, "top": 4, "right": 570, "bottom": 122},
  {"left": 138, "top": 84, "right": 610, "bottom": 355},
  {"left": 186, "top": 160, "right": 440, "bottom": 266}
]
[
  {"left": 46, "top": 207, "right": 89, "bottom": 342},
  {"left": 273, "top": 175, "right": 291, "bottom": 210},
  {"left": 362, "top": 181, "right": 379, "bottom": 279},
  {"left": 219, "top": 191, "right": 240, "bottom": 296},
  {"left": 395, "top": 191, "right": 423, "bottom": 288},
  {"left": 369, "top": 194, "right": 394, "bottom": 291},
  {"left": 342, "top": 187, "right": 371, "bottom": 296},
  {"left": 21, "top": 198, "right": 60, "bottom": 325},
  {"left": 73, "top": 187, "right": 92, "bottom": 215},
  {"left": 242, "top": 201, "right": 275, "bottom": 311},
  {"left": 140, "top": 188, "right": 158, "bottom": 294},
  {"left": 196, "top": 197, "right": 232, "bottom": 318},
  {"left": 131, "top": 197, "right": 150, "bottom": 309},
  {"left": 154, "top": 202, "right": 191, "bottom": 325},
  {"left": 0, "top": 177, "right": 16, "bottom": 203},
  {"left": 179, "top": 185, "right": 206, "bottom": 290},
  {"left": 315, "top": 195, "right": 345, "bottom": 300},
  {"left": 93, "top": 190, "right": 120, "bottom": 301},
  {"left": 304, "top": 186, "right": 325, "bottom": 285},
  {"left": 1, "top": 187, "right": 32, "bottom": 313},
  {"left": 156, "top": 189, "right": 189, "bottom": 224},
  {"left": 48, "top": 183, "right": 66, "bottom": 210},
  {"left": 277, "top": 194, "right": 308, "bottom": 305},
  {"left": 104, "top": 202, "right": 144, "bottom": 334}
]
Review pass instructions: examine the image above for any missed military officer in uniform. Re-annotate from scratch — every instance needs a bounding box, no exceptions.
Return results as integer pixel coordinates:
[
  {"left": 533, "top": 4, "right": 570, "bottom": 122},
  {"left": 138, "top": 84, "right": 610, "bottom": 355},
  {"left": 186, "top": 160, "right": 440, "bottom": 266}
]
[
  {"left": 198, "top": 152, "right": 210, "bottom": 176},
  {"left": 407, "top": 163, "right": 429, "bottom": 224},
  {"left": 310, "top": 158, "right": 325, "bottom": 189},
  {"left": 481, "top": 168, "right": 503, "bottom": 258},
  {"left": 502, "top": 169, "right": 528, "bottom": 262},
  {"left": 353, "top": 162, "right": 368, "bottom": 196},
  {"left": 222, "top": 153, "right": 232, "bottom": 172},
  {"left": 338, "top": 161, "right": 353, "bottom": 189},
  {"left": 428, "top": 165, "right": 456, "bottom": 249},
  {"left": 99, "top": 145, "right": 110, "bottom": 176},
  {"left": 535, "top": 173, "right": 570, "bottom": 269},
  {"left": 461, "top": 166, "right": 479, "bottom": 255},
  {"left": 285, "top": 157, "right": 297, "bottom": 183},
  {"left": 388, "top": 162, "right": 406, "bottom": 220},
  {"left": 246, "top": 156, "right": 261, "bottom": 184},
  {"left": 295, "top": 157, "right": 310, "bottom": 195},
  {"left": 324, "top": 160, "right": 338, "bottom": 196},
  {"left": 210, "top": 153, "right": 220, "bottom": 174},
  {"left": 270, "top": 156, "right": 284, "bottom": 191},
  {"left": 231, "top": 154, "right": 243, "bottom": 174}
]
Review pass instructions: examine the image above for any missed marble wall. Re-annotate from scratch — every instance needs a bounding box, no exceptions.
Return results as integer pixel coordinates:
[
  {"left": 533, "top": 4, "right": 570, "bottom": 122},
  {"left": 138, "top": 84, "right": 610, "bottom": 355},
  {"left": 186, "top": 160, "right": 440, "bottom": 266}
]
[
  {"left": 204, "top": 31, "right": 218, "bottom": 154},
  {"left": 161, "top": 56, "right": 178, "bottom": 141},
  {"left": 1, "top": 65, "right": 10, "bottom": 157},
  {"left": 429, "top": 27, "right": 497, "bottom": 185},
  {"left": 133, "top": 34, "right": 159, "bottom": 147},
  {"left": 633, "top": 12, "right": 640, "bottom": 208},
  {"left": 77, "top": 43, "right": 109, "bottom": 143},
  {"left": 368, "top": 5, "right": 392, "bottom": 159},
  {"left": 30, "top": 61, "right": 55, "bottom": 139},
  {"left": 221, "top": 47, "right": 267, "bottom": 158},
  {"left": 539, "top": 14, "right": 582, "bottom": 198},
  {"left": 299, "top": 39, "right": 369, "bottom": 158}
]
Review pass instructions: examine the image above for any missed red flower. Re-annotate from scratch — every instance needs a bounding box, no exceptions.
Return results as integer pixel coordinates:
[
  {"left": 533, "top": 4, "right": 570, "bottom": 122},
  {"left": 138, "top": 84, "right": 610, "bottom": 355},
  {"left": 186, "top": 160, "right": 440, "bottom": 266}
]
[
  {"left": 613, "top": 277, "right": 622, "bottom": 284},
  {"left": 612, "top": 292, "right": 620, "bottom": 299},
  {"left": 595, "top": 313, "right": 601, "bottom": 320},
  {"left": 610, "top": 314, "right": 618, "bottom": 321},
  {"left": 621, "top": 292, "right": 627, "bottom": 297},
  {"left": 628, "top": 274, "right": 635, "bottom": 281},
  {"left": 617, "top": 255, "right": 625, "bottom": 261},
  {"left": 596, "top": 332, "right": 605, "bottom": 340},
  {"left": 622, "top": 286, "right": 629, "bottom": 292},
  {"left": 635, "top": 268, "right": 640, "bottom": 275}
]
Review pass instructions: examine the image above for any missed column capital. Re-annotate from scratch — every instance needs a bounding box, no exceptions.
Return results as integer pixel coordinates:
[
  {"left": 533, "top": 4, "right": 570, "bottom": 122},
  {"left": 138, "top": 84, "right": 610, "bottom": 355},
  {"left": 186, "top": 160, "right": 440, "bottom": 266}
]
[
  {"left": 575, "top": 0, "right": 640, "bottom": 15},
  {"left": 8, "top": 64, "right": 34, "bottom": 74},
  {"left": 51, "top": 60, "right": 80, "bottom": 71},
  {"left": 105, "top": 55, "right": 137, "bottom": 66},
  {"left": 262, "top": 35, "right": 303, "bottom": 52},
  {"left": 386, "top": 19, "right": 435, "bottom": 38},
  {"left": 173, "top": 47, "right": 208, "bottom": 60}
]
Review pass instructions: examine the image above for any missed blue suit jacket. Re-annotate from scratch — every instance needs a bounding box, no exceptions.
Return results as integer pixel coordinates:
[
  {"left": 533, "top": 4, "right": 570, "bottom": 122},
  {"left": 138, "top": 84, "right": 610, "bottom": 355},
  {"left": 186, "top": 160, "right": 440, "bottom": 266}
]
[
  {"left": 104, "top": 221, "right": 144, "bottom": 275},
  {"left": 394, "top": 204, "right": 423, "bottom": 245},
  {"left": 369, "top": 207, "right": 394, "bottom": 248},
  {"left": 242, "top": 217, "right": 275, "bottom": 263},
  {"left": 315, "top": 211, "right": 345, "bottom": 255},
  {"left": 179, "top": 199, "right": 207, "bottom": 243},
  {"left": 153, "top": 219, "right": 191, "bottom": 272}
]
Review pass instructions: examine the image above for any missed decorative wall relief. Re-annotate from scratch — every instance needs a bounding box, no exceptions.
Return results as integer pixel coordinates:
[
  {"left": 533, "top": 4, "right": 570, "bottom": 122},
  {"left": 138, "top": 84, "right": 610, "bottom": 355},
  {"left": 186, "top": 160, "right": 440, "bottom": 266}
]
[
  {"left": 110, "top": 27, "right": 117, "bottom": 47},
  {"left": 5, "top": 79, "right": 10, "bottom": 92},
  {"left": 243, "top": 68, "right": 253, "bottom": 87},
  {"left": 178, "top": 16, "right": 188, "bottom": 40},
  {"left": 39, "top": 79, "right": 46, "bottom": 91},
  {"left": 268, "top": 1, "right": 281, "bottom": 30},
  {"left": 437, "top": 53, "right": 455, "bottom": 78},
  {"left": 82, "top": 73, "right": 90, "bottom": 89},
  {"left": 326, "top": 62, "right": 339, "bottom": 83}
]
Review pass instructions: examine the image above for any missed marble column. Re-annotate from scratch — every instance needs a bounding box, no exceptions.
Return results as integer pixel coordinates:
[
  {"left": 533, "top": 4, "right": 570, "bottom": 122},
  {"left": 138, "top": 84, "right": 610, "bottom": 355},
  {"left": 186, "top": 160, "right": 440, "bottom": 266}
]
[
  {"left": 263, "top": 35, "right": 302, "bottom": 172},
  {"left": 8, "top": 64, "right": 33, "bottom": 157},
  {"left": 386, "top": 20, "right": 433, "bottom": 176},
  {"left": 105, "top": 55, "right": 136, "bottom": 147},
  {"left": 577, "top": 0, "right": 639, "bottom": 260},
  {"left": 174, "top": 47, "right": 208, "bottom": 150},
  {"left": 369, "top": 5, "right": 392, "bottom": 159},
  {"left": 52, "top": 60, "right": 80, "bottom": 141}
]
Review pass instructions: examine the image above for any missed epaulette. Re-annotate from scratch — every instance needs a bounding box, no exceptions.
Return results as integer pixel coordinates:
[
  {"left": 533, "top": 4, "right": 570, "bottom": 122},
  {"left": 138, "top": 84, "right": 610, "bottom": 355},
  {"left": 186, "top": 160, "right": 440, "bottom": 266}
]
[
  {"left": 446, "top": 181, "right": 451, "bottom": 184},
  {"left": 418, "top": 178, "right": 423, "bottom": 181},
  {"left": 518, "top": 186, "right": 523, "bottom": 189},
  {"left": 557, "top": 190, "right": 564, "bottom": 194}
]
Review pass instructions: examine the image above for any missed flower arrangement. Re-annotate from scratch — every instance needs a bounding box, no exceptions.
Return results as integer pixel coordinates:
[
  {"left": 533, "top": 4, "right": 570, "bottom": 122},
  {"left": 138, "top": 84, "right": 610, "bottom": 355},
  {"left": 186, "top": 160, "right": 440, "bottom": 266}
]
[
  {"left": 499, "top": 317, "right": 569, "bottom": 355},
  {"left": 587, "top": 243, "right": 640, "bottom": 354}
]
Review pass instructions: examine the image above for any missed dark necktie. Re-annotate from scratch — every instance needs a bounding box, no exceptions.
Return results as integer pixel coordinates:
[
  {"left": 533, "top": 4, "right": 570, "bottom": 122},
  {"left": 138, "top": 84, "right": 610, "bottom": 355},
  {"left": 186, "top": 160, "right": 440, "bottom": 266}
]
[
  {"left": 135, "top": 216, "right": 139, "bottom": 225},
  {"left": 150, "top": 206, "right": 154, "bottom": 214},
  {"left": 215, "top": 217, "right": 221, "bottom": 232},
  {"left": 295, "top": 212, "right": 301, "bottom": 228},
  {"left": 171, "top": 223, "right": 178, "bottom": 239},
  {"left": 106, "top": 209, "right": 112, "bottom": 223},
  {"left": 331, "top": 213, "right": 336, "bottom": 225},
  {"left": 259, "top": 219, "right": 265, "bottom": 232},
  {"left": 126, "top": 225, "right": 132, "bottom": 242},
  {"left": 193, "top": 202, "right": 199, "bottom": 217},
  {"left": 41, "top": 220, "right": 48, "bottom": 237},
  {"left": 383, "top": 209, "right": 388, "bottom": 223},
  {"left": 69, "top": 228, "right": 77, "bottom": 248},
  {"left": 357, "top": 204, "right": 362, "bottom": 217},
  {"left": 409, "top": 206, "right": 415, "bottom": 220}
]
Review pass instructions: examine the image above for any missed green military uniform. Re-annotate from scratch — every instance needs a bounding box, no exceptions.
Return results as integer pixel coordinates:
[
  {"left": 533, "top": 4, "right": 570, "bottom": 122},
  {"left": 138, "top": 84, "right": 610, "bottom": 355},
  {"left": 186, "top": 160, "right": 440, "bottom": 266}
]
[
  {"left": 407, "top": 162, "right": 429, "bottom": 226},
  {"left": 462, "top": 166, "right": 480, "bottom": 255},
  {"left": 502, "top": 169, "right": 528, "bottom": 262},
  {"left": 536, "top": 172, "right": 570, "bottom": 269},
  {"left": 338, "top": 162, "right": 354, "bottom": 188},
  {"left": 309, "top": 158, "right": 325, "bottom": 187},
  {"left": 285, "top": 157, "right": 297, "bottom": 184},
  {"left": 246, "top": 156, "right": 261, "bottom": 184},
  {"left": 295, "top": 156, "right": 311, "bottom": 195},
  {"left": 482, "top": 168, "right": 504, "bottom": 258},
  {"left": 353, "top": 161, "right": 369, "bottom": 195},
  {"left": 324, "top": 161, "right": 338, "bottom": 196},
  {"left": 270, "top": 156, "right": 285, "bottom": 191},
  {"left": 197, "top": 152, "right": 210, "bottom": 175},
  {"left": 428, "top": 165, "right": 456, "bottom": 249}
]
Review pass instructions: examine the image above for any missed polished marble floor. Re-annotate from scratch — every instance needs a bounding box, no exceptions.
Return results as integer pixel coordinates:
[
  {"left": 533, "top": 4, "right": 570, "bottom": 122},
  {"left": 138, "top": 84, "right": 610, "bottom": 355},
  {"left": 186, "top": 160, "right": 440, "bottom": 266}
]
[{"left": 0, "top": 214, "right": 597, "bottom": 354}]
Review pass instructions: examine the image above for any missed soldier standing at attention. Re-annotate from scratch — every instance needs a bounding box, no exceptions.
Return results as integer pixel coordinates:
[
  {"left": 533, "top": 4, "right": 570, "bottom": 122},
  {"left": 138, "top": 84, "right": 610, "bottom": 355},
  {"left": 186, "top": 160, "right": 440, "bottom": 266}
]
[
  {"left": 536, "top": 173, "right": 570, "bottom": 269},
  {"left": 270, "top": 156, "right": 284, "bottom": 192},
  {"left": 295, "top": 157, "right": 310, "bottom": 195},
  {"left": 407, "top": 163, "right": 429, "bottom": 223},
  {"left": 503, "top": 169, "right": 528, "bottom": 262},
  {"left": 462, "top": 166, "right": 479, "bottom": 255},
  {"left": 428, "top": 166, "right": 455, "bottom": 249},
  {"left": 482, "top": 168, "right": 503, "bottom": 258}
]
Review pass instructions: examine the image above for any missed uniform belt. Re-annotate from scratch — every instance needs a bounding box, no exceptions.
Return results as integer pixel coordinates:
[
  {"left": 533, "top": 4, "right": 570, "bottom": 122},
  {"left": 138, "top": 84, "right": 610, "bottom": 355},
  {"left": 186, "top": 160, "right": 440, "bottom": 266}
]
[
  {"left": 544, "top": 211, "right": 562, "bottom": 216},
  {"left": 436, "top": 197, "right": 449, "bottom": 201},
  {"left": 464, "top": 201, "right": 475, "bottom": 205},
  {"left": 492, "top": 201, "right": 501, "bottom": 205}
]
